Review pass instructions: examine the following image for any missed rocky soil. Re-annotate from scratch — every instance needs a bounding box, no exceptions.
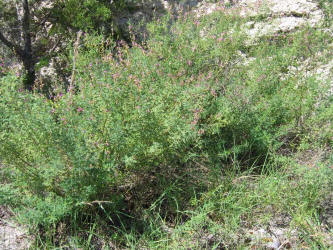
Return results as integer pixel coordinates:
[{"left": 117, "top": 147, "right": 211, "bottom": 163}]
[{"left": 0, "top": 206, "right": 31, "bottom": 250}]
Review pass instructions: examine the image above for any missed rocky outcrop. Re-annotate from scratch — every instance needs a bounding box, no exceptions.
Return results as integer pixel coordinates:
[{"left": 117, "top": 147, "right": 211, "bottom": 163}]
[{"left": 239, "top": 0, "right": 324, "bottom": 42}]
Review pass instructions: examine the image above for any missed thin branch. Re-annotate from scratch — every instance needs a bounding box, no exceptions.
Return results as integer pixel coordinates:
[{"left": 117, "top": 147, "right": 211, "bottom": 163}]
[
  {"left": 69, "top": 30, "right": 82, "bottom": 91},
  {"left": 77, "top": 200, "right": 114, "bottom": 207},
  {"left": 49, "top": 36, "right": 62, "bottom": 55}
]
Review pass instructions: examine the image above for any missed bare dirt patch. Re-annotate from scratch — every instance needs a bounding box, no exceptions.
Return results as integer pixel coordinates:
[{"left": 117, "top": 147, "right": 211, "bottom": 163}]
[{"left": 0, "top": 206, "right": 31, "bottom": 250}]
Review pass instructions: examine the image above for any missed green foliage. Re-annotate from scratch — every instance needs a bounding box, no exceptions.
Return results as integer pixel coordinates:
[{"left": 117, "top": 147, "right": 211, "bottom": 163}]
[
  {"left": 51, "top": 0, "right": 112, "bottom": 32},
  {"left": 0, "top": 3, "right": 332, "bottom": 248},
  {"left": 0, "top": 56, "right": 8, "bottom": 75}
]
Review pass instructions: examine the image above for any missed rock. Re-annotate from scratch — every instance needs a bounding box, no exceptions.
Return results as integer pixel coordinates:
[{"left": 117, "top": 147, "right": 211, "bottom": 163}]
[
  {"left": 246, "top": 226, "right": 299, "bottom": 249},
  {"left": 240, "top": 0, "right": 321, "bottom": 18},
  {"left": 194, "top": 2, "right": 220, "bottom": 17},
  {"left": 246, "top": 16, "right": 307, "bottom": 37},
  {"left": 268, "top": 0, "right": 319, "bottom": 17},
  {"left": 239, "top": 0, "right": 324, "bottom": 43},
  {"left": 37, "top": 59, "right": 58, "bottom": 88}
]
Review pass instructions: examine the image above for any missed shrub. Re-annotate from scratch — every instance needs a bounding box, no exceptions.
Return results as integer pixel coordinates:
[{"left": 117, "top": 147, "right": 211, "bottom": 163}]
[{"left": 0, "top": 9, "right": 331, "bottom": 231}]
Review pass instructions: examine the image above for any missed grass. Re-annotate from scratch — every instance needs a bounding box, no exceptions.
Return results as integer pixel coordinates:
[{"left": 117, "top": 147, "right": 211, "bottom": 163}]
[
  {"left": 41, "top": 153, "right": 330, "bottom": 249},
  {"left": 0, "top": 1, "right": 332, "bottom": 249},
  {"left": 138, "top": 155, "right": 332, "bottom": 249}
]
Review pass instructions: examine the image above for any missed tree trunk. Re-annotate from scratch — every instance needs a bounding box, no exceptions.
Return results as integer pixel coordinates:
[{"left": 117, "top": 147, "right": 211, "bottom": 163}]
[
  {"left": 22, "top": 58, "right": 35, "bottom": 91},
  {"left": 21, "top": 0, "right": 35, "bottom": 91}
]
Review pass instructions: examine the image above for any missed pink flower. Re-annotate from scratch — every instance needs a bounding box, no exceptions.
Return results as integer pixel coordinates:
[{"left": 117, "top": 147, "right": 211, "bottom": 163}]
[
  {"left": 210, "top": 89, "right": 217, "bottom": 97},
  {"left": 61, "top": 117, "right": 67, "bottom": 125},
  {"left": 198, "top": 129, "right": 205, "bottom": 135},
  {"left": 77, "top": 107, "right": 84, "bottom": 112}
]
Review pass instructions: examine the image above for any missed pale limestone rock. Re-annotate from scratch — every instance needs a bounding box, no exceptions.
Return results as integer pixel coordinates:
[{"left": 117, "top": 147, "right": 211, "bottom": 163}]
[
  {"left": 239, "top": 0, "right": 322, "bottom": 17},
  {"left": 247, "top": 16, "right": 307, "bottom": 38},
  {"left": 194, "top": 3, "right": 220, "bottom": 18},
  {"left": 240, "top": 0, "right": 324, "bottom": 43},
  {"left": 38, "top": 59, "right": 59, "bottom": 86},
  {"left": 247, "top": 227, "right": 299, "bottom": 249},
  {"left": 269, "top": 0, "right": 318, "bottom": 16}
]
